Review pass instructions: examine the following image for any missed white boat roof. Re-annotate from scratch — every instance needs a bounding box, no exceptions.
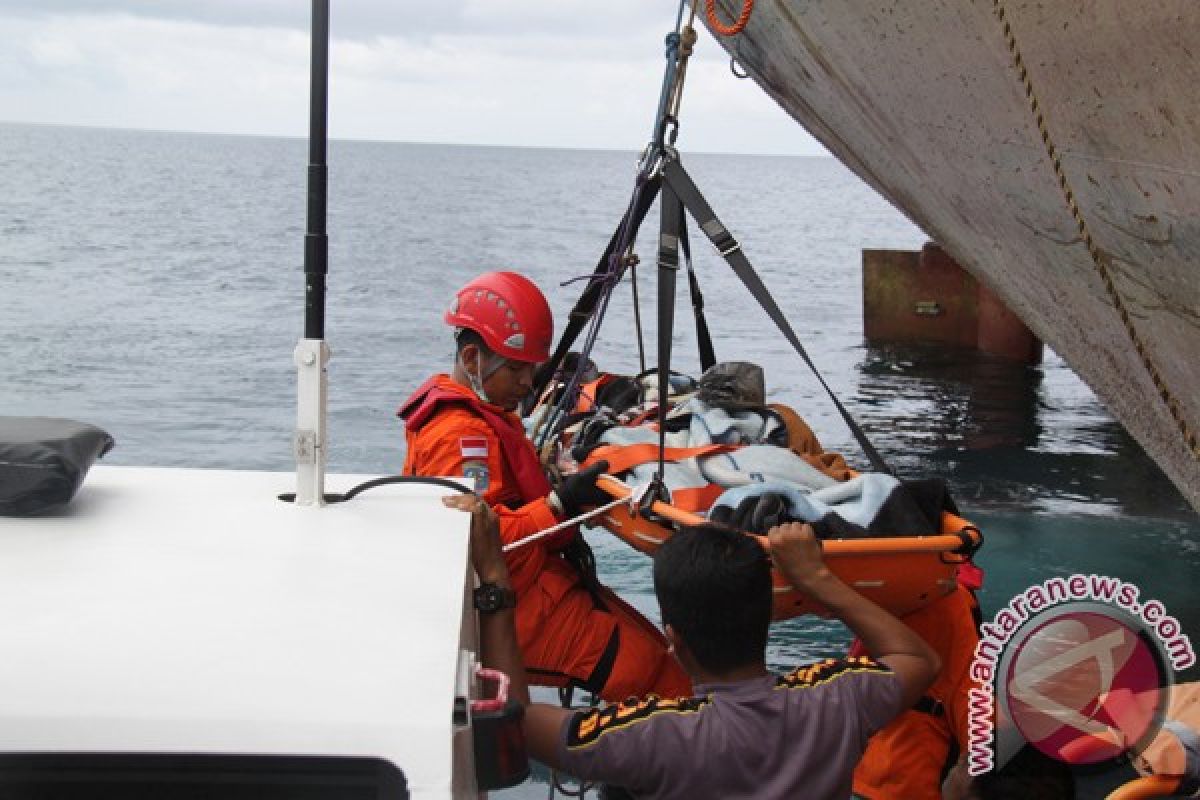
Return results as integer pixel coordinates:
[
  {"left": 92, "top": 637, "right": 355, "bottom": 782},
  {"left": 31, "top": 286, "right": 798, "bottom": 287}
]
[{"left": 0, "top": 465, "right": 476, "bottom": 796}]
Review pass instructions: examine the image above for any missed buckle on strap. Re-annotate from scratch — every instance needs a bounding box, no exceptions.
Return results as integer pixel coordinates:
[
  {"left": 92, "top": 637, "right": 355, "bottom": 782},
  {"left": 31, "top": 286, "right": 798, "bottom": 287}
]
[
  {"left": 913, "top": 695, "right": 945, "bottom": 717},
  {"left": 701, "top": 218, "right": 740, "bottom": 256},
  {"left": 658, "top": 232, "right": 680, "bottom": 269}
]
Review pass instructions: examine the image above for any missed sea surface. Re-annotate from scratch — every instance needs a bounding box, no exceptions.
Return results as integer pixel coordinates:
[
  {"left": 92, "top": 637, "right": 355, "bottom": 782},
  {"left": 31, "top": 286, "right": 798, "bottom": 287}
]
[{"left": 3, "top": 122, "right": 1198, "bottom": 797}]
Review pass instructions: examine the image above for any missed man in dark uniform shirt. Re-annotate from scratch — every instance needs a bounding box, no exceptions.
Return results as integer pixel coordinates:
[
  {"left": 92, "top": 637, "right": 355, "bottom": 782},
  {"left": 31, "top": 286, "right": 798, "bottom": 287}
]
[{"left": 446, "top": 495, "right": 940, "bottom": 800}]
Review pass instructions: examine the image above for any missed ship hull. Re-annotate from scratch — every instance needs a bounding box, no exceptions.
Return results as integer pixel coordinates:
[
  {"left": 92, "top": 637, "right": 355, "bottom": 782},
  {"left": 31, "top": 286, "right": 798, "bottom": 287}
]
[{"left": 706, "top": 0, "right": 1199, "bottom": 508}]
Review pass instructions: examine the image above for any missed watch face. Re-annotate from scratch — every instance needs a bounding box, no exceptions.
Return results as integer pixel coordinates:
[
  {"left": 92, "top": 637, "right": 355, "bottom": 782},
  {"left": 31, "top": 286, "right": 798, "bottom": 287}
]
[
  {"left": 476, "top": 586, "right": 500, "bottom": 612},
  {"left": 475, "top": 584, "right": 515, "bottom": 613}
]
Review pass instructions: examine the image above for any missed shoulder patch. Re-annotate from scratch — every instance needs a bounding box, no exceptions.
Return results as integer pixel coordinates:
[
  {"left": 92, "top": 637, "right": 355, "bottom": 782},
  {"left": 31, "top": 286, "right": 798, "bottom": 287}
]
[
  {"left": 566, "top": 694, "right": 710, "bottom": 750},
  {"left": 462, "top": 460, "right": 490, "bottom": 492},
  {"left": 459, "top": 436, "right": 489, "bottom": 459},
  {"left": 776, "top": 657, "right": 892, "bottom": 691}
]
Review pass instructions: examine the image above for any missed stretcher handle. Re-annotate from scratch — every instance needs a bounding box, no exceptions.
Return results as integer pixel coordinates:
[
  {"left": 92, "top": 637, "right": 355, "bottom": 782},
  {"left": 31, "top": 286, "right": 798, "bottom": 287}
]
[{"left": 1104, "top": 775, "right": 1183, "bottom": 800}]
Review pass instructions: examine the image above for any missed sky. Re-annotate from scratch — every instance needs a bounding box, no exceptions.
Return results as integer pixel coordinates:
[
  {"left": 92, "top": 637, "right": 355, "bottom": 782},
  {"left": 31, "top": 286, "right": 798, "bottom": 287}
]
[{"left": 0, "top": 0, "right": 827, "bottom": 155}]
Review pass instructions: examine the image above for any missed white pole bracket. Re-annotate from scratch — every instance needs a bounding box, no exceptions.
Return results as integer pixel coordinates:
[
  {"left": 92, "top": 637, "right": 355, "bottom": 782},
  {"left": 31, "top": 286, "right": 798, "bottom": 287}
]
[{"left": 293, "top": 338, "right": 331, "bottom": 506}]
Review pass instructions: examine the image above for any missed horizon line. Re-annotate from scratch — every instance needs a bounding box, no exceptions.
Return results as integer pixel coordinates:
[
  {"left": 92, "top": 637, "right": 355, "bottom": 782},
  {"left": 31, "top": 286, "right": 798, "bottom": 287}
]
[{"left": 0, "top": 118, "right": 834, "bottom": 159}]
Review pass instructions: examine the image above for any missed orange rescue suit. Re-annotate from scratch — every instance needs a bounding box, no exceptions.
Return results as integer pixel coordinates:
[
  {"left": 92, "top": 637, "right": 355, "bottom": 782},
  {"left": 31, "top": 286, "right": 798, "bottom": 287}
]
[
  {"left": 850, "top": 584, "right": 982, "bottom": 800},
  {"left": 399, "top": 374, "right": 691, "bottom": 701}
]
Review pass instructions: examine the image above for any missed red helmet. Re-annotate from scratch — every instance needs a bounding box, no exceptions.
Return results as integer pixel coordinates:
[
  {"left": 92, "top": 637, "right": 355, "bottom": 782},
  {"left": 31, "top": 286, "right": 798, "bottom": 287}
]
[{"left": 445, "top": 272, "right": 554, "bottom": 363}]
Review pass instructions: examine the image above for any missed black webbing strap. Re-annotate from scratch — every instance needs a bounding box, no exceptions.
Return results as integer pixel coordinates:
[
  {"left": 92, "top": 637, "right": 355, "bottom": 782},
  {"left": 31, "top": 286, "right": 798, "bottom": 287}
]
[
  {"left": 680, "top": 214, "right": 717, "bottom": 372},
  {"left": 532, "top": 175, "right": 663, "bottom": 400},
  {"left": 913, "top": 695, "right": 945, "bottom": 717},
  {"left": 655, "top": 180, "right": 683, "bottom": 483},
  {"left": 661, "top": 157, "right": 893, "bottom": 475}
]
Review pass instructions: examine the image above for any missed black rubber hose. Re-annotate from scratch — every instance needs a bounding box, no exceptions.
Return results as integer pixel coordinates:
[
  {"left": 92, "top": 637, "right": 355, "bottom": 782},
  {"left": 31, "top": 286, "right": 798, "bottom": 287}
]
[{"left": 278, "top": 474, "right": 474, "bottom": 504}]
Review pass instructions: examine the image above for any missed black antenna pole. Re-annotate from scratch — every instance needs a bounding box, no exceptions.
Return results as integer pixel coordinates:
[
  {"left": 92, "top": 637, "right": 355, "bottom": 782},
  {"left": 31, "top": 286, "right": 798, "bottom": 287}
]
[{"left": 304, "top": 0, "right": 329, "bottom": 340}]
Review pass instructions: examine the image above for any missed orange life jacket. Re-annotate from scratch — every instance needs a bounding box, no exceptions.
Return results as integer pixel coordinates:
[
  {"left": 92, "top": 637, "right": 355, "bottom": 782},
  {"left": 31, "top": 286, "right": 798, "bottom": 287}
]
[{"left": 398, "top": 374, "right": 551, "bottom": 503}]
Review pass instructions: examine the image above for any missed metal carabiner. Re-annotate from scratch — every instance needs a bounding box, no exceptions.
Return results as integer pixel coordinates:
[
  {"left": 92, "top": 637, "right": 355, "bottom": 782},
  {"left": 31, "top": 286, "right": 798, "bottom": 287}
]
[{"left": 664, "top": 115, "right": 681, "bottom": 146}]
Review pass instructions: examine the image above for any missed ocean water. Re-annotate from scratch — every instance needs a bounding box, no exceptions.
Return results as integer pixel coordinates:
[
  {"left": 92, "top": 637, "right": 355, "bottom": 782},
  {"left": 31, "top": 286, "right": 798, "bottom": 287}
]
[{"left": 3, "top": 123, "right": 1198, "bottom": 796}]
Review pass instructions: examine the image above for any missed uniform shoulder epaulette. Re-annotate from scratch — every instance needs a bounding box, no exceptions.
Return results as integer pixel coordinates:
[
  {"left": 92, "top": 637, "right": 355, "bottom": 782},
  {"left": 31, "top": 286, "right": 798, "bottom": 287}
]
[
  {"left": 775, "top": 657, "right": 892, "bottom": 690},
  {"left": 565, "top": 693, "right": 710, "bottom": 749}
]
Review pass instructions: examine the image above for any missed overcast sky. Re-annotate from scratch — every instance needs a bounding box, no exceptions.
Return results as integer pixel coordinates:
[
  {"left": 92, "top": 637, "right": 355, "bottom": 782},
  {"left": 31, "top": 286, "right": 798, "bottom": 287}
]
[{"left": 0, "top": 1, "right": 827, "bottom": 155}]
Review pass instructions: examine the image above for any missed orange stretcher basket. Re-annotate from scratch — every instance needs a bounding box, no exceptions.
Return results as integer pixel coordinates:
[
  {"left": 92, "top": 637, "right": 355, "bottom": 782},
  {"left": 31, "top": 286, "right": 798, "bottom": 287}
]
[{"left": 592, "top": 474, "right": 982, "bottom": 621}]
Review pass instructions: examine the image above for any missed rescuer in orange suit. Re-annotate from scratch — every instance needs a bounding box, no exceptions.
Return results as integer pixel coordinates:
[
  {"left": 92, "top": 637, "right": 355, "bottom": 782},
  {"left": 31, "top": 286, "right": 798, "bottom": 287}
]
[
  {"left": 398, "top": 271, "right": 691, "bottom": 702},
  {"left": 850, "top": 580, "right": 983, "bottom": 800}
]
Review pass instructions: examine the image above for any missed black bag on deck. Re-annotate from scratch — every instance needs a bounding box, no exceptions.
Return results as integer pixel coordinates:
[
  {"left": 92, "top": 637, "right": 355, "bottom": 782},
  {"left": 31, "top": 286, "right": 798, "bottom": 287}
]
[{"left": 0, "top": 417, "right": 114, "bottom": 515}]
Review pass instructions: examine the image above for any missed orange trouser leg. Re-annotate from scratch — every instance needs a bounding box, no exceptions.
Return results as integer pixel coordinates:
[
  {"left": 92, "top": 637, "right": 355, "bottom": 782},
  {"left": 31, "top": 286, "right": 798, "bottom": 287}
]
[
  {"left": 599, "top": 610, "right": 692, "bottom": 701},
  {"left": 519, "top": 584, "right": 691, "bottom": 702},
  {"left": 852, "top": 709, "right": 950, "bottom": 800},
  {"left": 519, "top": 584, "right": 618, "bottom": 692},
  {"left": 593, "top": 586, "right": 692, "bottom": 702}
]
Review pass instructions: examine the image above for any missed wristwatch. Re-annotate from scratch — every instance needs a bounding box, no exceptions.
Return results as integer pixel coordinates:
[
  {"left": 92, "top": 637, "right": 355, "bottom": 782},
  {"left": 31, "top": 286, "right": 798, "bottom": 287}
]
[{"left": 473, "top": 582, "right": 518, "bottom": 614}]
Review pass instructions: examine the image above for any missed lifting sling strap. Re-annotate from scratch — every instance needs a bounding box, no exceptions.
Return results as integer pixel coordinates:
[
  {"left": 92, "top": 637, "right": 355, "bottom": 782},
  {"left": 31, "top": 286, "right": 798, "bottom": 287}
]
[
  {"left": 655, "top": 179, "right": 685, "bottom": 484},
  {"left": 530, "top": 177, "right": 716, "bottom": 418},
  {"left": 532, "top": 175, "right": 663, "bottom": 402},
  {"left": 531, "top": 155, "right": 890, "bottom": 477},
  {"left": 660, "top": 155, "right": 894, "bottom": 476},
  {"left": 681, "top": 210, "right": 717, "bottom": 373}
]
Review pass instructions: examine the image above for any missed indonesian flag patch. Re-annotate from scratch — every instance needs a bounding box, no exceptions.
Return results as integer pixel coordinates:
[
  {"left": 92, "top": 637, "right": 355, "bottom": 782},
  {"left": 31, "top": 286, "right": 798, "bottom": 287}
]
[{"left": 459, "top": 436, "right": 489, "bottom": 459}]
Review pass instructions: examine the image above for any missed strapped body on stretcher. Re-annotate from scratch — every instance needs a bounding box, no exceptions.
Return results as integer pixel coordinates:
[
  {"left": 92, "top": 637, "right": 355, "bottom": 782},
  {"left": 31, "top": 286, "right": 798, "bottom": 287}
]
[{"left": 527, "top": 362, "right": 980, "bottom": 621}]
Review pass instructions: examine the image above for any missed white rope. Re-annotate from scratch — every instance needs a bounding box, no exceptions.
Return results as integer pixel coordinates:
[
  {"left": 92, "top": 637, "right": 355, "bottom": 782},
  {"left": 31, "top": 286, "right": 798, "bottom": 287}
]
[{"left": 503, "top": 482, "right": 650, "bottom": 553}]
